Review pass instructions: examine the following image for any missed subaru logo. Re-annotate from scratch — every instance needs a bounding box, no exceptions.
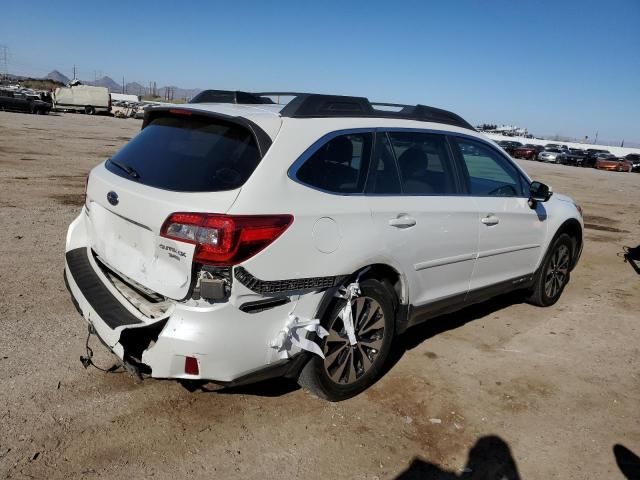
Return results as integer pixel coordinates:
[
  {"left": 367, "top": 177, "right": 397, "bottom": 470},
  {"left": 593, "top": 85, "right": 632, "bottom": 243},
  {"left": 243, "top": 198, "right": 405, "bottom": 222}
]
[{"left": 107, "top": 191, "right": 119, "bottom": 206}]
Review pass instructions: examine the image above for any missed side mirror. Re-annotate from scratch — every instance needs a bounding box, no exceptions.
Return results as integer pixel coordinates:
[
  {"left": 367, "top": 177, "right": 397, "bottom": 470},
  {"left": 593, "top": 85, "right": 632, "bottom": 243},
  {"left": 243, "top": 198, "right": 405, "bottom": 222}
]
[{"left": 529, "top": 181, "right": 552, "bottom": 206}]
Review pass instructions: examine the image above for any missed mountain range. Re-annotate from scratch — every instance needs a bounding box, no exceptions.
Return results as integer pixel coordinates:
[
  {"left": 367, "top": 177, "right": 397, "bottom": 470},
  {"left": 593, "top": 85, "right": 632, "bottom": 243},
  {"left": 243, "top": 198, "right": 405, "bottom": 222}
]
[{"left": 45, "top": 70, "right": 202, "bottom": 100}]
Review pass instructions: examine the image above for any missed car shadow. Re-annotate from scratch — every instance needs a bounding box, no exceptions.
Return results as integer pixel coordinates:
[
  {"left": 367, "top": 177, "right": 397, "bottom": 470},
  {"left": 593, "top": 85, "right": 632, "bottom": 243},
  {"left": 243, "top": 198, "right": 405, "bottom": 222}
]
[
  {"left": 384, "top": 290, "right": 526, "bottom": 376},
  {"left": 393, "top": 434, "right": 521, "bottom": 479},
  {"left": 213, "top": 377, "right": 300, "bottom": 397},
  {"left": 614, "top": 444, "right": 640, "bottom": 479},
  {"left": 179, "top": 376, "right": 300, "bottom": 397}
]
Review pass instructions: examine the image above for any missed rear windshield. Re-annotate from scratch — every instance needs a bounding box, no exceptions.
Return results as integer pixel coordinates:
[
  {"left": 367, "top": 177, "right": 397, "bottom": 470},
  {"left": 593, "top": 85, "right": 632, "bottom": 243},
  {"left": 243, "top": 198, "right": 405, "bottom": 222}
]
[{"left": 106, "top": 114, "right": 261, "bottom": 192}]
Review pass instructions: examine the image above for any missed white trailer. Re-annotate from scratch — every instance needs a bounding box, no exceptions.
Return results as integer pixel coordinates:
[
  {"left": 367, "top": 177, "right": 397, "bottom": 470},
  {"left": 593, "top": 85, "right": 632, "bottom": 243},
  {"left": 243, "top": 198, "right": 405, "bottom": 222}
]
[{"left": 53, "top": 85, "right": 111, "bottom": 115}]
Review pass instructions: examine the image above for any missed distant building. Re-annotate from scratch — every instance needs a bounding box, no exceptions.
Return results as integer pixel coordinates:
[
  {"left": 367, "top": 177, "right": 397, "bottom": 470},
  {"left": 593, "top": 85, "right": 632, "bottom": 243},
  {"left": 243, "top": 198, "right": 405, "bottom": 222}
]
[{"left": 477, "top": 124, "right": 532, "bottom": 138}]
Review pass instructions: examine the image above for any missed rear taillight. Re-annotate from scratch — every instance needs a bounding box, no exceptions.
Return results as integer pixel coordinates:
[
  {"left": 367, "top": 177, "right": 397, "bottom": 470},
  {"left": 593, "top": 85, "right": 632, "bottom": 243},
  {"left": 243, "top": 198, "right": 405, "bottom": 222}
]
[
  {"left": 160, "top": 213, "right": 293, "bottom": 266},
  {"left": 184, "top": 356, "right": 199, "bottom": 375}
]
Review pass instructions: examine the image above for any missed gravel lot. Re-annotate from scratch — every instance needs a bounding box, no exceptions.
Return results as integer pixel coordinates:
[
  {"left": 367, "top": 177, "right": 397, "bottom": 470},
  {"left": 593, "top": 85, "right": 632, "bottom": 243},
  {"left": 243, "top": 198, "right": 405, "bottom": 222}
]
[{"left": 0, "top": 111, "right": 638, "bottom": 479}]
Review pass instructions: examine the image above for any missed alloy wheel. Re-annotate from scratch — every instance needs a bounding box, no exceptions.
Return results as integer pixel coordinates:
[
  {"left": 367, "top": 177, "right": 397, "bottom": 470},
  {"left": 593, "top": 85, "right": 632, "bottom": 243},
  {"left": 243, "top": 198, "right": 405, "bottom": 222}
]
[
  {"left": 544, "top": 244, "right": 570, "bottom": 298},
  {"left": 322, "top": 296, "right": 385, "bottom": 385}
]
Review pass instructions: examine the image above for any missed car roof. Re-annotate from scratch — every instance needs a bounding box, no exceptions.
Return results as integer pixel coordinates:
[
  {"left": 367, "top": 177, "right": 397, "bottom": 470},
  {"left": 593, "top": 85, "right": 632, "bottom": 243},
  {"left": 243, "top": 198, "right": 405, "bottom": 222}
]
[{"left": 163, "top": 101, "right": 484, "bottom": 143}]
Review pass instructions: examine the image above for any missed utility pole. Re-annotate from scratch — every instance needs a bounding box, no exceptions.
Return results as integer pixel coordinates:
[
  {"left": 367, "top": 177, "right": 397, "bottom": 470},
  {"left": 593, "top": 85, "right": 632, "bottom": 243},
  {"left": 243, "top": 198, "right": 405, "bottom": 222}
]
[
  {"left": 122, "top": 76, "right": 125, "bottom": 94},
  {"left": 73, "top": 64, "right": 76, "bottom": 80},
  {"left": 0, "top": 45, "right": 8, "bottom": 82}
]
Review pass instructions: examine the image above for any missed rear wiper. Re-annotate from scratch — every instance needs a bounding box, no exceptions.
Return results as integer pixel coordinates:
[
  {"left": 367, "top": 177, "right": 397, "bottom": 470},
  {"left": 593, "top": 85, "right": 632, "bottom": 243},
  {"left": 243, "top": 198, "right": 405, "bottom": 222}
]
[{"left": 108, "top": 158, "right": 140, "bottom": 179}]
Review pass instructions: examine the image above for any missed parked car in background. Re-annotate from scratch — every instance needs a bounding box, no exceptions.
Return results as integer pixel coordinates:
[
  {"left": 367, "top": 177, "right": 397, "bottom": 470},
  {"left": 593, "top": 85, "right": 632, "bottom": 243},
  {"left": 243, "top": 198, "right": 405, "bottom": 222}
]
[
  {"left": 545, "top": 143, "right": 562, "bottom": 150},
  {"left": 583, "top": 149, "right": 610, "bottom": 168},
  {"left": 497, "top": 140, "right": 523, "bottom": 156},
  {"left": 622, "top": 154, "right": 640, "bottom": 172},
  {"left": 538, "top": 148, "right": 565, "bottom": 163},
  {"left": 561, "top": 149, "right": 586, "bottom": 166},
  {"left": 0, "top": 89, "right": 52, "bottom": 114},
  {"left": 513, "top": 144, "right": 545, "bottom": 160},
  {"left": 595, "top": 155, "right": 632, "bottom": 172}
]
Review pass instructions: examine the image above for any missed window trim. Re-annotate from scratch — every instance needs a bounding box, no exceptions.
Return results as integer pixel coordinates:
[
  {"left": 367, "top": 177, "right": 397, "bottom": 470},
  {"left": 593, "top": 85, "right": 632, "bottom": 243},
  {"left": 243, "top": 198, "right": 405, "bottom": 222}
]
[
  {"left": 288, "top": 127, "right": 532, "bottom": 197},
  {"left": 287, "top": 128, "right": 375, "bottom": 196},
  {"left": 448, "top": 134, "right": 531, "bottom": 198}
]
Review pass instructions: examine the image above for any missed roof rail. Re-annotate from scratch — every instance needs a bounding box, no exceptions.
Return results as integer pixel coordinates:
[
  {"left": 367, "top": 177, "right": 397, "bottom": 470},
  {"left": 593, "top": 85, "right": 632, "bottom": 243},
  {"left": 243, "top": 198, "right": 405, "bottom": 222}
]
[
  {"left": 190, "top": 90, "right": 274, "bottom": 105},
  {"left": 254, "top": 92, "right": 475, "bottom": 130}
]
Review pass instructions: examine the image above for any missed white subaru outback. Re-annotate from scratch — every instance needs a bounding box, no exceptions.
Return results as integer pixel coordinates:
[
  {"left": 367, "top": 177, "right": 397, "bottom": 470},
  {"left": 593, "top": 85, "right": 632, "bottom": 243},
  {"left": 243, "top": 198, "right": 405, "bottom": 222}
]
[{"left": 64, "top": 91, "right": 583, "bottom": 400}]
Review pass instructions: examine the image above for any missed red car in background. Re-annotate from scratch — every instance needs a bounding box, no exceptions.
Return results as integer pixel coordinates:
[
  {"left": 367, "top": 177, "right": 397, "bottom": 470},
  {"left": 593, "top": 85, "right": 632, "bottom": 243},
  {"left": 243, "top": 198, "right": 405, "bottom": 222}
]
[
  {"left": 496, "top": 140, "right": 523, "bottom": 156},
  {"left": 513, "top": 144, "right": 545, "bottom": 160},
  {"left": 595, "top": 154, "right": 633, "bottom": 172}
]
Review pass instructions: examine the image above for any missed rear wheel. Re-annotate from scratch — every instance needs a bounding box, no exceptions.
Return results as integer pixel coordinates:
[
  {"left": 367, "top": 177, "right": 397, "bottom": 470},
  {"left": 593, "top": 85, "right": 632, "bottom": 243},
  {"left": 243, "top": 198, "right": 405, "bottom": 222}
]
[
  {"left": 297, "top": 278, "right": 395, "bottom": 401},
  {"left": 527, "top": 234, "right": 573, "bottom": 307},
  {"left": 84, "top": 106, "right": 95, "bottom": 115}
]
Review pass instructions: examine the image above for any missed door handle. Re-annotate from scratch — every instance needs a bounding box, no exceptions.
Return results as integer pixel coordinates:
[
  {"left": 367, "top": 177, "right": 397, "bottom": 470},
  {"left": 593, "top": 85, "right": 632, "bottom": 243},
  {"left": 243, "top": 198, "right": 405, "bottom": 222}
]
[
  {"left": 389, "top": 215, "right": 417, "bottom": 228},
  {"left": 481, "top": 214, "right": 500, "bottom": 226}
]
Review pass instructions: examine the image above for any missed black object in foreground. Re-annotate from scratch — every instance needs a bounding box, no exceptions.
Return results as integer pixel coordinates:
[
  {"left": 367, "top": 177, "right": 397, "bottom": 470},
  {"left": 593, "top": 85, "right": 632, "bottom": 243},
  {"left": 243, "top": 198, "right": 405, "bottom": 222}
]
[{"left": 622, "top": 245, "right": 640, "bottom": 275}]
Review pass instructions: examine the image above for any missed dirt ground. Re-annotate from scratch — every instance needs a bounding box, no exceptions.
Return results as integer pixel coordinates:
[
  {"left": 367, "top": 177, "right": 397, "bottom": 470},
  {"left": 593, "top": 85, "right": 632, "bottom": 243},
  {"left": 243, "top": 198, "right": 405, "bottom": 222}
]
[{"left": 0, "top": 111, "right": 638, "bottom": 480}]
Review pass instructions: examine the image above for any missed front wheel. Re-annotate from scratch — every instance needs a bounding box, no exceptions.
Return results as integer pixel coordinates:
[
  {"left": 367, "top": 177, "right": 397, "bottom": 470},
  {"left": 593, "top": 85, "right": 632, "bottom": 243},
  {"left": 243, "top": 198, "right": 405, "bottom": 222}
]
[
  {"left": 527, "top": 234, "right": 573, "bottom": 307},
  {"left": 84, "top": 106, "right": 95, "bottom": 115},
  {"left": 297, "top": 278, "right": 395, "bottom": 401}
]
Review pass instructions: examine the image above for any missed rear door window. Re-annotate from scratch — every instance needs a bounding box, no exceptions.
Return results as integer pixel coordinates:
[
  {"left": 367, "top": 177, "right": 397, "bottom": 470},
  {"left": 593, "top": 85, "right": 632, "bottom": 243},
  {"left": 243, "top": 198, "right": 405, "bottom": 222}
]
[
  {"left": 295, "top": 132, "right": 373, "bottom": 194},
  {"left": 387, "top": 131, "right": 458, "bottom": 195},
  {"left": 106, "top": 114, "right": 261, "bottom": 192}
]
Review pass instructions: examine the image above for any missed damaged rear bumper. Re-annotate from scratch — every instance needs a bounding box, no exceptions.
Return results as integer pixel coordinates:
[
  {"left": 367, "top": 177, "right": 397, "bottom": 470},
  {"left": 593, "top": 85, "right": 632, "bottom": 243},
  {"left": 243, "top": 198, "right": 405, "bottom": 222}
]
[
  {"left": 64, "top": 211, "right": 327, "bottom": 383},
  {"left": 64, "top": 246, "right": 322, "bottom": 382}
]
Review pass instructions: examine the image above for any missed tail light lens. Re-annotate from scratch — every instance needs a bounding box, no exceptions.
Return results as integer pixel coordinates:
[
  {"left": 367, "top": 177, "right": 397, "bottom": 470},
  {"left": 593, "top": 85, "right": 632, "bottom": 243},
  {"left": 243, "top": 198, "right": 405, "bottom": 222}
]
[
  {"left": 160, "top": 213, "right": 293, "bottom": 266},
  {"left": 184, "top": 356, "right": 199, "bottom": 375}
]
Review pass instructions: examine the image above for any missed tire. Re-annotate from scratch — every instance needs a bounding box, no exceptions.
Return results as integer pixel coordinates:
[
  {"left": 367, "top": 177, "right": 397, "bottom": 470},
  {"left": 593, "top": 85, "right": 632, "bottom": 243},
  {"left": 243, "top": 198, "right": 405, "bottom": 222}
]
[
  {"left": 297, "top": 278, "right": 395, "bottom": 401},
  {"left": 527, "top": 234, "right": 573, "bottom": 307},
  {"left": 84, "top": 106, "right": 95, "bottom": 115}
]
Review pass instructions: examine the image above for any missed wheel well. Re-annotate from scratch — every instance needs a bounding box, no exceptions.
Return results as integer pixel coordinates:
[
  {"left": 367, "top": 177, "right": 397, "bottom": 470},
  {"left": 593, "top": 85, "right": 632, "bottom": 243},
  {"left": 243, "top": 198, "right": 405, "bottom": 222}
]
[
  {"left": 357, "top": 264, "right": 406, "bottom": 308},
  {"left": 555, "top": 219, "right": 582, "bottom": 268},
  {"left": 313, "top": 263, "right": 407, "bottom": 331}
]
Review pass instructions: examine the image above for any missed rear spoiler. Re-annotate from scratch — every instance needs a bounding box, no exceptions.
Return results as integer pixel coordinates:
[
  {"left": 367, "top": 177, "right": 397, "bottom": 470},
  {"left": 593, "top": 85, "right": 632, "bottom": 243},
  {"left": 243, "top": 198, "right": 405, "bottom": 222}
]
[{"left": 142, "top": 106, "right": 273, "bottom": 158}]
